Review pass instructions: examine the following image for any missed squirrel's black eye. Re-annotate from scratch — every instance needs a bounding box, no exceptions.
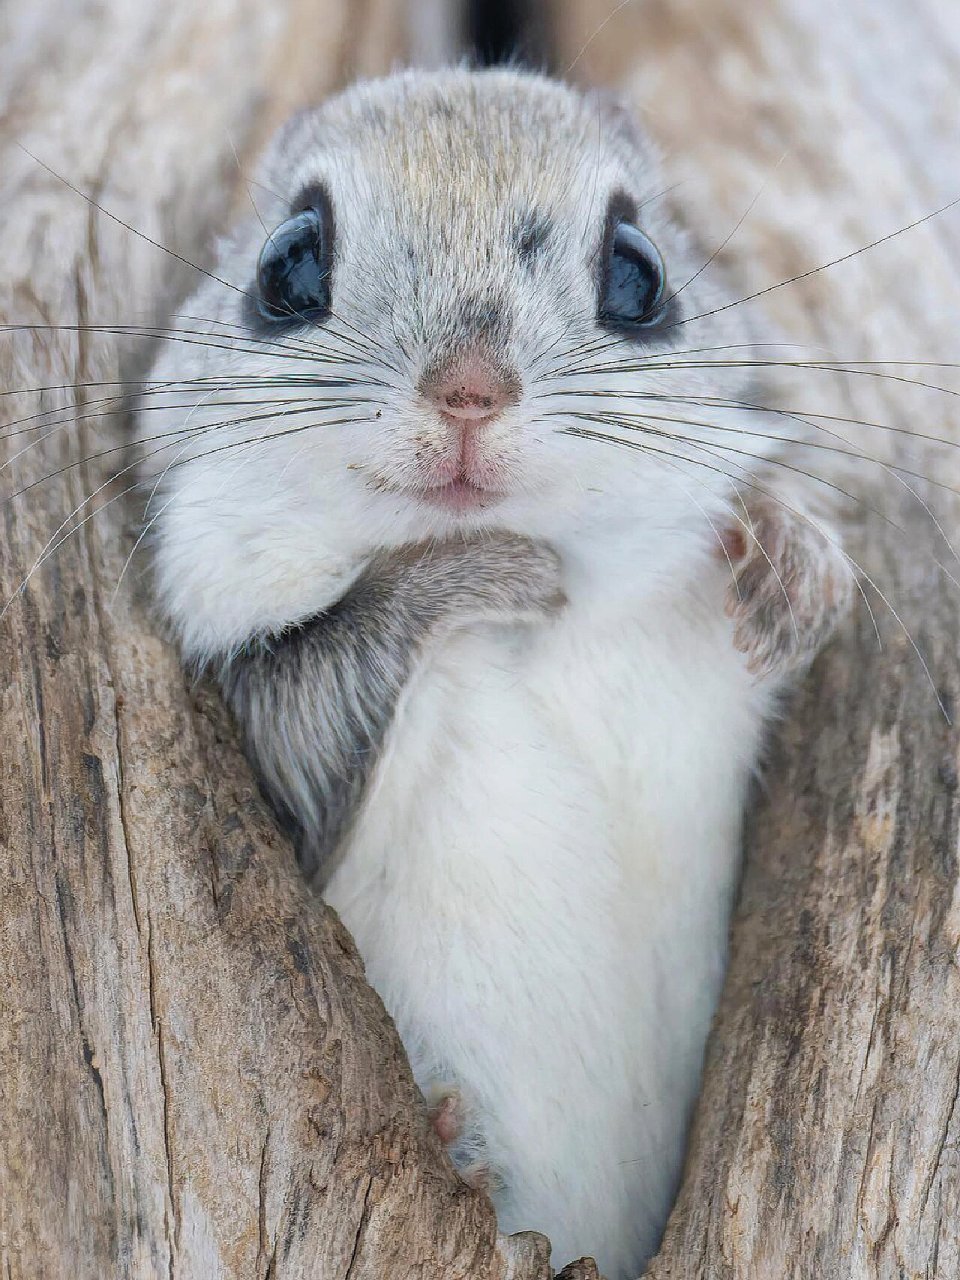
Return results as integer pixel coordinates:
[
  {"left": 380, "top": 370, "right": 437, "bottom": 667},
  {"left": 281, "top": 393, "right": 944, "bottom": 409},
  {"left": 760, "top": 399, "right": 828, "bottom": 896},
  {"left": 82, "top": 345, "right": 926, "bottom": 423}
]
[
  {"left": 599, "top": 221, "right": 666, "bottom": 330},
  {"left": 256, "top": 209, "right": 330, "bottom": 323}
]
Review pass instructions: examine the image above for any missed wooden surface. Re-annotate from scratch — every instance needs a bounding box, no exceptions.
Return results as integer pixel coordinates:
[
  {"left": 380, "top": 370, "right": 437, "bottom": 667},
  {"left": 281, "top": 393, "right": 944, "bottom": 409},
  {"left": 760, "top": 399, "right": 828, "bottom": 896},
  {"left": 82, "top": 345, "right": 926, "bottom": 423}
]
[
  {"left": 2, "top": 0, "right": 959, "bottom": 1277},
  {"left": 0, "top": 3, "right": 552, "bottom": 1277},
  {"left": 553, "top": 1, "right": 960, "bottom": 1275}
]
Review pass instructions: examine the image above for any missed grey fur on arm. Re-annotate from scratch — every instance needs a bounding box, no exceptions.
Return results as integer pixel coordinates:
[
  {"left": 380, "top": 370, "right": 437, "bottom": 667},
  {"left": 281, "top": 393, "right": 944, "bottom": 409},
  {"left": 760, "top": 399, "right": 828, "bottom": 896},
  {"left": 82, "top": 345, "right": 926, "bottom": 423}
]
[{"left": 218, "top": 533, "right": 564, "bottom": 882}]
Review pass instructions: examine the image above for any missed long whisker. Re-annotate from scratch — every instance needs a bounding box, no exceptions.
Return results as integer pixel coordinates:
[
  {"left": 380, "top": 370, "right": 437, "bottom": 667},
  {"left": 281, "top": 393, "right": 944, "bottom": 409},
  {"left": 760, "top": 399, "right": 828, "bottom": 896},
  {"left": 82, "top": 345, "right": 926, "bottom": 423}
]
[
  {"left": 564, "top": 424, "right": 950, "bottom": 714},
  {"left": 16, "top": 142, "right": 254, "bottom": 302},
  {"left": 143, "top": 414, "right": 374, "bottom": 474},
  {"left": 0, "top": 320, "right": 395, "bottom": 381},
  {"left": 559, "top": 401, "right": 960, "bottom": 503},
  {"left": 560, "top": 406, "right": 960, "bottom": 591},
  {"left": 166, "top": 303, "right": 401, "bottom": 375},
  {"left": 663, "top": 193, "right": 960, "bottom": 331},
  {"left": 610, "top": 389, "right": 960, "bottom": 453},
  {"left": 0, "top": 399, "right": 370, "bottom": 506},
  {"left": 536, "top": 339, "right": 844, "bottom": 381},
  {"left": 14, "top": 144, "right": 396, "bottom": 375},
  {"left": 0, "top": 382, "right": 379, "bottom": 449},
  {"left": 640, "top": 394, "right": 960, "bottom": 567},
  {"left": 1, "top": 410, "right": 371, "bottom": 616},
  {"left": 0, "top": 349, "right": 383, "bottom": 423},
  {"left": 161, "top": 310, "right": 376, "bottom": 362},
  {"left": 661, "top": 155, "right": 787, "bottom": 310},
  {"left": 542, "top": 356, "right": 960, "bottom": 402},
  {"left": 536, "top": 334, "right": 960, "bottom": 392}
]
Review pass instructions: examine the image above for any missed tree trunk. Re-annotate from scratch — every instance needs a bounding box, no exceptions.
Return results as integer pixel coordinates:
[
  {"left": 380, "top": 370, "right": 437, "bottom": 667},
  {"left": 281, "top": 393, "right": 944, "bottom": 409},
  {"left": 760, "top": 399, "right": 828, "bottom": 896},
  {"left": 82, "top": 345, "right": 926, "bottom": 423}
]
[
  {"left": 552, "top": 1, "right": 960, "bottom": 1275},
  {"left": 2, "top": 1, "right": 958, "bottom": 1278}
]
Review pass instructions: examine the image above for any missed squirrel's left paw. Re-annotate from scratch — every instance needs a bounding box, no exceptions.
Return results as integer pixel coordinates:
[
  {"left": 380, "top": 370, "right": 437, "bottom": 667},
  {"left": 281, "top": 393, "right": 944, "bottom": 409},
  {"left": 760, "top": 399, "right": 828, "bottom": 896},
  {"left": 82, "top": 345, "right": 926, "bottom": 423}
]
[
  {"left": 718, "top": 496, "right": 853, "bottom": 678},
  {"left": 425, "top": 1084, "right": 498, "bottom": 1192},
  {"left": 428, "top": 1087, "right": 466, "bottom": 1146}
]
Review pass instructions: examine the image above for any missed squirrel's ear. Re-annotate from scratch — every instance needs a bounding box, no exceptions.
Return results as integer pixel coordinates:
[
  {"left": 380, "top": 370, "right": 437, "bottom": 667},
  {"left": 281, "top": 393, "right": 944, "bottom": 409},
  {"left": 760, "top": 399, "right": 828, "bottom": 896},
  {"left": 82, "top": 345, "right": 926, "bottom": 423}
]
[
  {"left": 584, "top": 88, "right": 659, "bottom": 162},
  {"left": 253, "top": 104, "right": 329, "bottom": 218}
]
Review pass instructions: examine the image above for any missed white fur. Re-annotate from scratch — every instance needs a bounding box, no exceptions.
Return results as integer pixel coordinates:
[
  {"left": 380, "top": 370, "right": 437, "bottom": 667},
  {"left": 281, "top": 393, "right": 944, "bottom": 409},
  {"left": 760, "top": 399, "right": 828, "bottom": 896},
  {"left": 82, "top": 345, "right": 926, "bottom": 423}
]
[
  {"left": 326, "top": 559, "right": 771, "bottom": 1275},
  {"left": 139, "top": 69, "right": 801, "bottom": 1277}
]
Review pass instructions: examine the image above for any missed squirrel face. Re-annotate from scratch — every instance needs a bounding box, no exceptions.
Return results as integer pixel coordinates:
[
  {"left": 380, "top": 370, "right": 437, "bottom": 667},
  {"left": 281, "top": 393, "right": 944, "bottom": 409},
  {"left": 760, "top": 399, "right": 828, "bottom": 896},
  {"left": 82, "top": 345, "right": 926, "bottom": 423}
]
[{"left": 140, "top": 68, "right": 759, "bottom": 657}]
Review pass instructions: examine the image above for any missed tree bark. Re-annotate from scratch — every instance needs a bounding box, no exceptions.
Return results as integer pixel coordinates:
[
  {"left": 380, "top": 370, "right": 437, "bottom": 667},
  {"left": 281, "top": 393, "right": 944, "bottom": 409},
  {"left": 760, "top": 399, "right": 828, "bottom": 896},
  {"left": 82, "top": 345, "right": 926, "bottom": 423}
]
[
  {"left": 552, "top": 1, "right": 960, "bottom": 1275},
  {"left": 3, "top": 1, "right": 959, "bottom": 1278},
  {"left": 0, "top": 4, "right": 554, "bottom": 1277}
]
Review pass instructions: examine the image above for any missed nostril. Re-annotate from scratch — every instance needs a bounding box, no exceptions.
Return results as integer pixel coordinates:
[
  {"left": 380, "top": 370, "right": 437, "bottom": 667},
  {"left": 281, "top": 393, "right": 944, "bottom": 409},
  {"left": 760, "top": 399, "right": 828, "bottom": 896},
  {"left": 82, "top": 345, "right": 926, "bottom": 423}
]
[
  {"left": 436, "top": 380, "right": 505, "bottom": 422},
  {"left": 444, "top": 388, "right": 495, "bottom": 412},
  {"left": 420, "top": 352, "right": 521, "bottom": 423}
]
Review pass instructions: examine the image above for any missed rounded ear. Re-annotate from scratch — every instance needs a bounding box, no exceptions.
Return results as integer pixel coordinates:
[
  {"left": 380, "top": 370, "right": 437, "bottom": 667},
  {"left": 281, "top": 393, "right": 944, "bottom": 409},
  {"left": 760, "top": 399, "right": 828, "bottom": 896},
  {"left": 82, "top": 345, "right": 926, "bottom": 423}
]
[
  {"left": 251, "top": 103, "right": 329, "bottom": 215},
  {"left": 583, "top": 88, "right": 659, "bottom": 162}
]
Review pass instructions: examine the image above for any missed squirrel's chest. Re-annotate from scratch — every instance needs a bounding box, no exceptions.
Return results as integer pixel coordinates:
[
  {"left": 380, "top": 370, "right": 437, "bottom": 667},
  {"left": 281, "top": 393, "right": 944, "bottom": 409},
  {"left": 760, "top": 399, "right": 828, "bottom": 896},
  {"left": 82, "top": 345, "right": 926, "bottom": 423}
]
[
  {"left": 321, "top": 587, "right": 772, "bottom": 1277},
  {"left": 323, "top": 593, "right": 768, "bottom": 938}
]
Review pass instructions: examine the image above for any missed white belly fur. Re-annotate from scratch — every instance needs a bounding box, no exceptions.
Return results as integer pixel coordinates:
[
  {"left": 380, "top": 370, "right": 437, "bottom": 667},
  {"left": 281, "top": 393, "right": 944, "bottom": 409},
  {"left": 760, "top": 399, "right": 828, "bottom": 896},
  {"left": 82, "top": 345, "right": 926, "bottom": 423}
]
[{"left": 324, "top": 569, "right": 772, "bottom": 1279}]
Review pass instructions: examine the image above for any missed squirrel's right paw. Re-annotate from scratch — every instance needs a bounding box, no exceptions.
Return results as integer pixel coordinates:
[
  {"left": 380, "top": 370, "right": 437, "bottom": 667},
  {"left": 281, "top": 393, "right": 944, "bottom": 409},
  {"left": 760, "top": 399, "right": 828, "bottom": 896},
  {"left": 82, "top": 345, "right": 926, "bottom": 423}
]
[
  {"left": 394, "top": 532, "right": 566, "bottom": 625},
  {"left": 462, "top": 532, "right": 567, "bottom": 619}
]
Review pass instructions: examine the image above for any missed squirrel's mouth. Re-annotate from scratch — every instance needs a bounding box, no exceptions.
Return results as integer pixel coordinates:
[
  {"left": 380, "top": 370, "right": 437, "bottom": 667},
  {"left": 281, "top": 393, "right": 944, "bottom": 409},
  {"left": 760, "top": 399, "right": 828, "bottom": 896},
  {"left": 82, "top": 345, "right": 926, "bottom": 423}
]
[
  {"left": 363, "top": 465, "right": 505, "bottom": 512},
  {"left": 417, "top": 475, "right": 504, "bottom": 512}
]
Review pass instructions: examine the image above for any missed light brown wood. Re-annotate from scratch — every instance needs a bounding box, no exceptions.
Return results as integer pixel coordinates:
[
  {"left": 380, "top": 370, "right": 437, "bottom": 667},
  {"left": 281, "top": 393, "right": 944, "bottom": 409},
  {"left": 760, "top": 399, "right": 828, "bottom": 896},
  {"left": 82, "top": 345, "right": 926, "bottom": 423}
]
[
  {"left": 0, "top": 4, "right": 554, "bottom": 1277},
  {"left": 552, "top": 1, "right": 960, "bottom": 1275},
  {"left": 5, "top": 1, "right": 959, "bottom": 1277}
]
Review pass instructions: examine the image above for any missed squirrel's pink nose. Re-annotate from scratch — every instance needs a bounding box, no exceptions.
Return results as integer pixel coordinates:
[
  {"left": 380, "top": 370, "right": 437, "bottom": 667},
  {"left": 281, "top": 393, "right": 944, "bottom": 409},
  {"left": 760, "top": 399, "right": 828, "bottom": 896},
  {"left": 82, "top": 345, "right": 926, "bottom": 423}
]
[{"left": 421, "top": 355, "right": 521, "bottom": 423}]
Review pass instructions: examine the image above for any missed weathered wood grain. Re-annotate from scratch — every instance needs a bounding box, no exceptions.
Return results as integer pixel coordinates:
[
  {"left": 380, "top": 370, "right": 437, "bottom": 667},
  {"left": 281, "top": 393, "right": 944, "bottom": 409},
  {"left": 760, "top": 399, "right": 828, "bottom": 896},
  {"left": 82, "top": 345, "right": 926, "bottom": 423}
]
[
  {"left": 4, "top": 0, "right": 958, "bottom": 1276},
  {"left": 553, "top": 1, "right": 960, "bottom": 1275}
]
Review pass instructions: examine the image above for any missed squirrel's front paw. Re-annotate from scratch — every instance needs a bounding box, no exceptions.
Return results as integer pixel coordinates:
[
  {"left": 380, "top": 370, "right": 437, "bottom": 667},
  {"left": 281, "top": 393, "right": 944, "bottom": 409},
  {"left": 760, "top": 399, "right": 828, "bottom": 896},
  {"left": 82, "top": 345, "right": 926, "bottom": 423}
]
[
  {"left": 428, "top": 1087, "right": 467, "bottom": 1146},
  {"left": 718, "top": 496, "right": 853, "bottom": 678},
  {"left": 406, "top": 532, "right": 566, "bottom": 626},
  {"left": 425, "top": 1084, "right": 497, "bottom": 1192},
  {"left": 466, "top": 533, "right": 567, "bottom": 620}
]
